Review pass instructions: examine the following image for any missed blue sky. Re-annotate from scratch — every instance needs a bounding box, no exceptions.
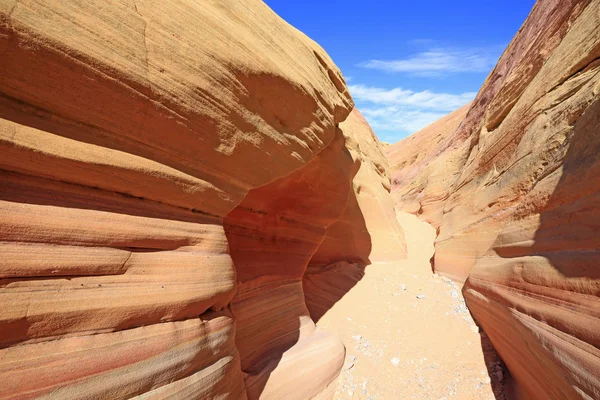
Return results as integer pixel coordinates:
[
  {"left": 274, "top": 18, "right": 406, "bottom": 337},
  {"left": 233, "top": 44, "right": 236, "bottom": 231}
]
[{"left": 264, "top": 0, "right": 536, "bottom": 143}]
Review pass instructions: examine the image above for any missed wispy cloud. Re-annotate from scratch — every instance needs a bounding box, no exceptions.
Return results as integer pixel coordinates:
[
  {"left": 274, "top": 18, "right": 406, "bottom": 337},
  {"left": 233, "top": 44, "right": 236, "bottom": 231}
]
[
  {"left": 349, "top": 84, "right": 475, "bottom": 111},
  {"left": 359, "top": 47, "right": 501, "bottom": 76},
  {"left": 348, "top": 84, "right": 475, "bottom": 142},
  {"left": 361, "top": 107, "right": 448, "bottom": 136}
]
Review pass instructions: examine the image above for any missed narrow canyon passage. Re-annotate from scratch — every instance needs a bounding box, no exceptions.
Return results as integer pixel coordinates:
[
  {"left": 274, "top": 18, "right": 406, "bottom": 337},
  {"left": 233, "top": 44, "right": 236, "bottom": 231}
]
[
  {"left": 1, "top": 1, "right": 598, "bottom": 399},
  {"left": 316, "top": 213, "right": 509, "bottom": 400}
]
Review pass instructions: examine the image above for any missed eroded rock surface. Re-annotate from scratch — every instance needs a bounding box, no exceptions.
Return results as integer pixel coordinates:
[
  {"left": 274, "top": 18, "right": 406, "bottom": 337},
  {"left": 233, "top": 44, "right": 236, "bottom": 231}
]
[
  {"left": 224, "top": 128, "right": 354, "bottom": 400},
  {"left": 387, "top": 0, "right": 600, "bottom": 398},
  {"left": 386, "top": 103, "right": 470, "bottom": 221},
  {"left": 0, "top": 1, "right": 386, "bottom": 399},
  {"left": 304, "top": 109, "right": 407, "bottom": 322}
]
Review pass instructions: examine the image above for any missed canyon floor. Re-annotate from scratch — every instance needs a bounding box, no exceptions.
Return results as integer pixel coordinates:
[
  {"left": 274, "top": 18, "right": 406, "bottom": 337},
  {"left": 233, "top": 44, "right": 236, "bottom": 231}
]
[{"left": 317, "top": 213, "right": 511, "bottom": 400}]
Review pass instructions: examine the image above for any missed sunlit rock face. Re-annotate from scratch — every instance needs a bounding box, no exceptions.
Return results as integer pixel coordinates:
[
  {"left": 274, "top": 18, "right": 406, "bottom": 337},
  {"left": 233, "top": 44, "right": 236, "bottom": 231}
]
[
  {"left": 387, "top": 0, "right": 600, "bottom": 398},
  {"left": 0, "top": 1, "right": 370, "bottom": 398},
  {"left": 386, "top": 103, "right": 471, "bottom": 228}
]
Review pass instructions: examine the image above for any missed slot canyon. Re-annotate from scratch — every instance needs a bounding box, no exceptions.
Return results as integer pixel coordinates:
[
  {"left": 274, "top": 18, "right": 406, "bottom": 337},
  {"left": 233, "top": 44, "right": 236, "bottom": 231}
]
[{"left": 0, "top": 0, "right": 598, "bottom": 399}]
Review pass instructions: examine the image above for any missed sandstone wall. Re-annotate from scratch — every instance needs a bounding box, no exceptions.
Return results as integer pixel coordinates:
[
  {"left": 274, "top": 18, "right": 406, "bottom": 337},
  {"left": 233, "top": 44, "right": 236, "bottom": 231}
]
[
  {"left": 386, "top": 103, "right": 470, "bottom": 224},
  {"left": 387, "top": 0, "right": 600, "bottom": 398},
  {"left": 0, "top": 0, "right": 354, "bottom": 398},
  {"left": 0, "top": 1, "right": 407, "bottom": 399},
  {"left": 223, "top": 128, "right": 354, "bottom": 399},
  {"left": 304, "top": 109, "right": 407, "bottom": 321}
]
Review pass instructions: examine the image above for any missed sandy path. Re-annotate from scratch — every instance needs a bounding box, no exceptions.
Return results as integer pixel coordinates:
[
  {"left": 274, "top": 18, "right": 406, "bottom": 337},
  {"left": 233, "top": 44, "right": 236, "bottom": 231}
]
[{"left": 317, "top": 212, "right": 508, "bottom": 400}]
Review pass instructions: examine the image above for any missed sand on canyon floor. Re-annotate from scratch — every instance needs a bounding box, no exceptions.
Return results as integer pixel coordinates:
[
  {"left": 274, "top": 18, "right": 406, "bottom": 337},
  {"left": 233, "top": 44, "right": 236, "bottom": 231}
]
[{"left": 316, "top": 212, "right": 512, "bottom": 400}]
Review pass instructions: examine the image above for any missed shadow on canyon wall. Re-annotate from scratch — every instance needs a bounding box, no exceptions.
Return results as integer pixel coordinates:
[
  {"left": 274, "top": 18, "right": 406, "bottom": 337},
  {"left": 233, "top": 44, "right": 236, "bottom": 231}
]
[
  {"left": 304, "top": 187, "right": 372, "bottom": 323},
  {"left": 526, "top": 97, "right": 600, "bottom": 279},
  {"left": 469, "top": 97, "right": 600, "bottom": 399},
  {"left": 478, "top": 331, "right": 518, "bottom": 400},
  {"left": 223, "top": 128, "right": 373, "bottom": 398}
]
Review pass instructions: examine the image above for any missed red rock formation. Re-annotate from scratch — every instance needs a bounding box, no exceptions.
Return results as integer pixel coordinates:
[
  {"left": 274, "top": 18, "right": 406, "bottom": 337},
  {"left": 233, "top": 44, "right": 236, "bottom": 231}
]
[
  {"left": 0, "top": 0, "right": 410, "bottom": 398},
  {"left": 388, "top": 0, "right": 600, "bottom": 398},
  {"left": 386, "top": 103, "right": 471, "bottom": 222},
  {"left": 222, "top": 106, "right": 407, "bottom": 397},
  {"left": 0, "top": 1, "right": 372, "bottom": 398},
  {"left": 304, "top": 109, "right": 406, "bottom": 321},
  {"left": 223, "top": 128, "right": 353, "bottom": 399}
]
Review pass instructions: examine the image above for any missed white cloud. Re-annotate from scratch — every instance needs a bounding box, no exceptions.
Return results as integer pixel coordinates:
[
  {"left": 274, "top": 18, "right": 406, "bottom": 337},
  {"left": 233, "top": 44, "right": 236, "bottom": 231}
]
[
  {"left": 361, "top": 107, "right": 448, "bottom": 135},
  {"left": 348, "top": 84, "right": 475, "bottom": 142},
  {"left": 359, "top": 47, "right": 500, "bottom": 76},
  {"left": 349, "top": 84, "right": 475, "bottom": 111}
]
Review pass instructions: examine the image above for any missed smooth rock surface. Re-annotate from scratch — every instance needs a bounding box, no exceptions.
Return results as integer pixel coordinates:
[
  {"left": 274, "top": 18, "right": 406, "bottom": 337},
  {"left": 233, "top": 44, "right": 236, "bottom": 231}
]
[
  {"left": 304, "top": 109, "right": 407, "bottom": 322},
  {"left": 224, "top": 126, "right": 355, "bottom": 399},
  {"left": 386, "top": 103, "right": 471, "bottom": 222},
  {"left": 387, "top": 0, "right": 600, "bottom": 398},
  {"left": 0, "top": 1, "right": 359, "bottom": 399}
]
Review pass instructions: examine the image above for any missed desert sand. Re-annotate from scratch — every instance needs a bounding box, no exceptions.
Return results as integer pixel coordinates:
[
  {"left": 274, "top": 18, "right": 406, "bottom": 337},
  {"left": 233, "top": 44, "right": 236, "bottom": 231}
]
[
  {"left": 318, "top": 213, "right": 509, "bottom": 400},
  {"left": 0, "top": 0, "right": 598, "bottom": 399}
]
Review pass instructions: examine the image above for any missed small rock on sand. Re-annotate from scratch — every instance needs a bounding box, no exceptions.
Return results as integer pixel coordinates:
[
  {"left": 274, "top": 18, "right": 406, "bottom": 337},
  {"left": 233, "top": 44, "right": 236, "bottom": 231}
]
[{"left": 343, "top": 355, "right": 356, "bottom": 370}]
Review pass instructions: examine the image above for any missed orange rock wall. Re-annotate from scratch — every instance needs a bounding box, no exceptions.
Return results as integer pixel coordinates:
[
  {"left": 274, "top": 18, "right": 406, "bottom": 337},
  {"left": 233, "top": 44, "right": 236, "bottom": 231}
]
[
  {"left": 386, "top": 103, "right": 470, "bottom": 222},
  {"left": 387, "top": 0, "right": 600, "bottom": 398},
  {"left": 224, "top": 107, "right": 407, "bottom": 398},
  {"left": 311, "top": 109, "right": 406, "bottom": 266},
  {"left": 0, "top": 0, "right": 363, "bottom": 399},
  {"left": 0, "top": 1, "right": 406, "bottom": 399},
  {"left": 224, "top": 129, "right": 353, "bottom": 399},
  {"left": 304, "top": 109, "right": 407, "bottom": 321}
]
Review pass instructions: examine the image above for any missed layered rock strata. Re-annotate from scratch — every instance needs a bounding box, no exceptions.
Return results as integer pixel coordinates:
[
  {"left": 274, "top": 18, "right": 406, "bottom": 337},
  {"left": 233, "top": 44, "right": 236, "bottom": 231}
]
[
  {"left": 223, "top": 127, "right": 354, "bottom": 399},
  {"left": 304, "top": 109, "right": 406, "bottom": 321},
  {"left": 386, "top": 103, "right": 470, "bottom": 221},
  {"left": 0, "top": 1, "right": 379, "bottom": 399},
  {"left": 0, "top": 1, "right": 408, "bottom": 399},
  {"left": 387, "top": 0, "right": 600, "bottom": 398}
]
